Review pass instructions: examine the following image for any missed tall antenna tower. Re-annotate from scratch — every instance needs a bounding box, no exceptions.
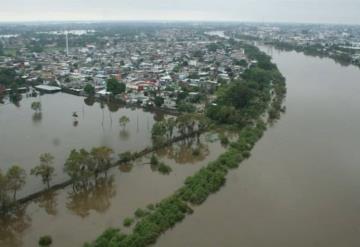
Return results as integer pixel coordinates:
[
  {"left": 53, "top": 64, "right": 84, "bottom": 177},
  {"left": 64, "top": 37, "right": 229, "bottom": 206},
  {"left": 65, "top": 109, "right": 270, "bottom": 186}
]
[{"left": 65, "top": 31, "right": 69, "bottom": 56}]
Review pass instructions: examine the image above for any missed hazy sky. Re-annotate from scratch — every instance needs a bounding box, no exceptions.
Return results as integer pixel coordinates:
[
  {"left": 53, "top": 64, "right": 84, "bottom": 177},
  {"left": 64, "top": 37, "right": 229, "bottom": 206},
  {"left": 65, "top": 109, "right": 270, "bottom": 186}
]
[{"left": 0, "top": 0, "right": 359, "bottom": 24}]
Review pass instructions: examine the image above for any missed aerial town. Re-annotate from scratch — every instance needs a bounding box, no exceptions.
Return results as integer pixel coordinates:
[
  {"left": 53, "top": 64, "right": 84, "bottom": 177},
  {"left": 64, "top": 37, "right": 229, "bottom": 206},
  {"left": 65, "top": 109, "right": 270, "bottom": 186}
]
[
  {"left": 0, "top": 24, "right": 252, "bottom": 112},
  {"left": 1, "top": 21, "right": 360, "bottom": 247}
]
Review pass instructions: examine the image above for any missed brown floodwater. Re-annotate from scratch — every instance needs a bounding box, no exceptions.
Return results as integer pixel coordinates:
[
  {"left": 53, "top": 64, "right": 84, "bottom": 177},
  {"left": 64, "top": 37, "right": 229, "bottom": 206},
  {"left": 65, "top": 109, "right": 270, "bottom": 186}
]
[
  {"left": 0, "top": 97, "right": 227, "bottom": 247},
  {"left": 156, "top": 47, "right": 360, "bottom": 247},
  {"left": 0, "top": 93, "right": 157, "bottom": 196}
]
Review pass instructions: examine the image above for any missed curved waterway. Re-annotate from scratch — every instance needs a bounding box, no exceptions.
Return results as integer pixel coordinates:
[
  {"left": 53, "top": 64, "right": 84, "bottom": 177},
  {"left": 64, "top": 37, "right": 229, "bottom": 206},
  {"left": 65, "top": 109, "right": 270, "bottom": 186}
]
[{"left": 156, "top": 47, "right": 360, "bottom": 246}]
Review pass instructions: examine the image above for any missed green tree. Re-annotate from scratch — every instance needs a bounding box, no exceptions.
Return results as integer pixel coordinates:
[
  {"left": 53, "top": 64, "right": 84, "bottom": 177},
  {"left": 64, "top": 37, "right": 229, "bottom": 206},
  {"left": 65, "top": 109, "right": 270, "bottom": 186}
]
[
  {"left": 90, "top": 147, "right": 114, "bottom": 177},
  {"left": 31, "top": 101, "right": 42, "bottom": 113},
  {"left": 84, "top": 84, "right": 95, "bottom": 96},
  {"left": 151, "top": 121, "right": 168, "bottom": 145},
  {"left": 150, "top": 155, "right": 159, "bottom": 166},
  {"left": 158, "top": 162, "right": 172, "bottom": 174},
  {"left": 151, "top": 121, "right": 167, "bottom": 138},
  {"left": 64, "top": 149, "right": 92, "bottom": 186},
  {"left": 0, "top": 68, "right": 19, "bottom": 87},
  {"left": 154, "top": 96, "right": 164, "bottom": 107},
  {"left": 31, "top": 153, "right": 55, "bottom": 189},
  {"left": 6, "top": 165, "right": 26, "bottom": 200},
  {"left": 106, "top": 77, "right": 126, "bottom": 95},
  {"left": 123, "top": 217, "right": 134, "bottom": 227},
  {"left": 119, "top": 116, "right": 130, "bottom": 130}
]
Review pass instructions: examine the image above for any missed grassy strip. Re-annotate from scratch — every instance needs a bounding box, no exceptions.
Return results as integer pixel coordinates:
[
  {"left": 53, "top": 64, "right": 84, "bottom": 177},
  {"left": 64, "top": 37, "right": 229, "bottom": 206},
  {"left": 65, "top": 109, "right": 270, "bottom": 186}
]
[{"left": 84, "top": 122, "right": 266, "bottom": 247}]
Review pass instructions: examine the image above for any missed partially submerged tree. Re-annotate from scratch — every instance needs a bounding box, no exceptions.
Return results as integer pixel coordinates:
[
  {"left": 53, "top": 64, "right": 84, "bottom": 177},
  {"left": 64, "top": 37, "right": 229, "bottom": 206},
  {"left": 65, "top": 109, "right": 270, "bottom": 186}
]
[
  {"left": 64, "top": 149, "right": 92, "bottom": 188},
  {"left": 31, "top": 153, "right": 55, "bottom": 189},
  {"left": 154, "top": 96, "right": 164, "bottom": 107},
  {"left": 90, "top": 146, "right": 114, "bottom": 177},
  {"left": 84, "top": 83, "right": 95, "bottom": 96},
  {"left": 6, "top": 165, "right": 26, "bottom": 200},
  {"left": 31, "top": 101, "right": 42, "bottom": 113},
  {"left": 106, "top": 77, "right": 126, "bottom": 95},
  {"left": 119, "top": 116, "right": 130, "bottom": 130}
]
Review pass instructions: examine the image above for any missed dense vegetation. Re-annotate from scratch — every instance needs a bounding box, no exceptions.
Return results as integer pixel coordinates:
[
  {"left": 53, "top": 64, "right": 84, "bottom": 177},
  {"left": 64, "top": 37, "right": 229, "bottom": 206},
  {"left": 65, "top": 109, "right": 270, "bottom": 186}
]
[
  {"left": 0, "top": 68, "right": 24, "bottom": 88},
  {"left": 85, "top": 42, "right": 286, "bottom": 247}
]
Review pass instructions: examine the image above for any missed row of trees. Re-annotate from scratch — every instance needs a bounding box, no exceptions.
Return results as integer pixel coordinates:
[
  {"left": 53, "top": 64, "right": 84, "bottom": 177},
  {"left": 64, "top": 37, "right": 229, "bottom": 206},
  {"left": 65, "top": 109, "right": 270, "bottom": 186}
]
[
  {"left": 64, "top": 147, "right": 114, "bottom": 191},
  {"left": 151, "top": 113, "right": 209, "bottom": 145},
  {"left": 0, "top": 145, "right": 116, "bottom": 215},
  {"left": 0, "top": 153, "right": 55, "bottom": 215}
]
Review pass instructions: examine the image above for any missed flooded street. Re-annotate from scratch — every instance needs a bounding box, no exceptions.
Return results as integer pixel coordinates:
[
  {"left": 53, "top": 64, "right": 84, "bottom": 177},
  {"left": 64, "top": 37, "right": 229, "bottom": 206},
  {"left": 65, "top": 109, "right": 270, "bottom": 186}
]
[{"left": 156, "top": 48, "right": 360, "bottom": 247}]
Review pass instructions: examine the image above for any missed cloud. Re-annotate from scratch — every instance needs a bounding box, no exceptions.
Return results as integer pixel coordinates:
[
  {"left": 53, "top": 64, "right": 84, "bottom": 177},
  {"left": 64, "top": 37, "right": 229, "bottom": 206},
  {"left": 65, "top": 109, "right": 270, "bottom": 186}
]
[{"left": 0, "top": 0, "right": 359, "bottom": 24}]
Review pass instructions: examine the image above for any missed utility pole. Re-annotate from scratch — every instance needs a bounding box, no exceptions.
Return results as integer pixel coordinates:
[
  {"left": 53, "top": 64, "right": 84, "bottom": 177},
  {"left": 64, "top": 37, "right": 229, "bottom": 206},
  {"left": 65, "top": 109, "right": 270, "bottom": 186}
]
[{"left": 65, "top": 31, "right": 69, "bottom": 56}]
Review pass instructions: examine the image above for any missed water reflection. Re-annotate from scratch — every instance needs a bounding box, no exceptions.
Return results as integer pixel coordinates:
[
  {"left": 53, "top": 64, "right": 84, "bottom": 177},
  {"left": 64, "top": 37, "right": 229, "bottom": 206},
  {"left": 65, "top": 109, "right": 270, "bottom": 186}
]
[
  {"left": 107, "top": 101, "right": 121, "bottom": 112},
  {"left": 119, "top": 130, "right": 130, "bottom": 140},
  {"left": 32, "top": 112, "right": 42, "bottom": 124},
  {"left": 73, "top": 120, "right": 79, "bottom": 127},
  {"left": 119, "top": 163, "right": 133, "bottom": 173},
  {"left": 156, "top": 139, "right": 210, "bottom": 164},
  {"left": 9, "top": 95, "right": 22, "bottom": 107},
  {"left": 0, "top": 205, "right": 31, "bottom": 247},
  {"left": 35, "top": 191, "right": 58, "bottom": 216},
  {"left": 66, "top": 175, "right": 116, "bottom": 218},
  {"left": 84, "top": 97, "right": 95, "bottom": 106}
]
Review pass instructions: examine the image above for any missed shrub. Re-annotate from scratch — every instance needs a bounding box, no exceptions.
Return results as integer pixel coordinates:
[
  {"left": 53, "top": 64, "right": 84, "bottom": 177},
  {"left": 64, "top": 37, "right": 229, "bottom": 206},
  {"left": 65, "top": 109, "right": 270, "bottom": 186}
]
[
  {"left": 123, "top": 217, "right": 134, "bottom": 227},
  {"left": 134, "top": 208, "right": 148, "bottom": 218},
  {"left": 158, "top": 163, "right": 172, "bottom": 174},
  {"left": 192, "top": 148, "right": 200, "bottom": 156},
  {"left": 38, "top": 235, "right": 52, "bottom": 247},
  {"left": 150, "top": 155, "right": 159, "bottom": 166},
  {"left": 119, "top": 152, "right": 133, "bottom": 163},
  {"left": 91, "top": 228, "right": 126, "bottom": 247},
  {"left": 147, "top": 204, "right": 155, "bottom": 211}
]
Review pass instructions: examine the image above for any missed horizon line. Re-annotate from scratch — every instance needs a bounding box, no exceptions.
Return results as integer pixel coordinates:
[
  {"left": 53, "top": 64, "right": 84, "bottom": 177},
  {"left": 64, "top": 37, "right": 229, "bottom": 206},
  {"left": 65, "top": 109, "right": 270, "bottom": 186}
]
[{"left": 0, "top": 19, "right": 359, "bottom": 27}]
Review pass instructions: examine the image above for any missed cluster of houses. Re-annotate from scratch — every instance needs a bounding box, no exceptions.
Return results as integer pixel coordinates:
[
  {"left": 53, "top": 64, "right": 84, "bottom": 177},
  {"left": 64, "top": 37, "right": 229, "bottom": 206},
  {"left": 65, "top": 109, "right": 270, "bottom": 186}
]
[{"left": 0, "top": 27, "right": 252, "bottom": 110}]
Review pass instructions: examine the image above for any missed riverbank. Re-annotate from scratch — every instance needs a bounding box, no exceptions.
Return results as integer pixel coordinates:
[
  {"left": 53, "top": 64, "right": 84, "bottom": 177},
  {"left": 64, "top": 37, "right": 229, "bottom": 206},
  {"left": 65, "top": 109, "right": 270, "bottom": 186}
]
[
  {"left": 85, "top": 41, "right": 286, "bottom": 247},
  {"left": 157, "top": 46, "right": 360, "bottom": 247}
]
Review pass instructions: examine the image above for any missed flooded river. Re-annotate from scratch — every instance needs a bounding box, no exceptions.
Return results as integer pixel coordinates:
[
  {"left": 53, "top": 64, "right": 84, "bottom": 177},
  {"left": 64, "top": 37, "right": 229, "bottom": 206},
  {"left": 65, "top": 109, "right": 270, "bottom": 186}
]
[
  {"left": 156, "top": 47, "right": 360, "bottom": 246},
  {"left": 2, "top": 45, "right": 360, "bottom": 247}
]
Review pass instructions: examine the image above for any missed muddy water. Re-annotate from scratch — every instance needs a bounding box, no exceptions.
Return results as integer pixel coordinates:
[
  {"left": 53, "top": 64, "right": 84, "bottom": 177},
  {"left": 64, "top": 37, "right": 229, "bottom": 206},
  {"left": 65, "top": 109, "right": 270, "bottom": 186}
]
[
  {"left": 0, "top": 93, "right": 157, "bottom": 195},
  {"left": 156, "top": 48, "right": 360, "bottom": 247},
  {"left": 0, "top": 130, "right": 227, "bottom": 247}
]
